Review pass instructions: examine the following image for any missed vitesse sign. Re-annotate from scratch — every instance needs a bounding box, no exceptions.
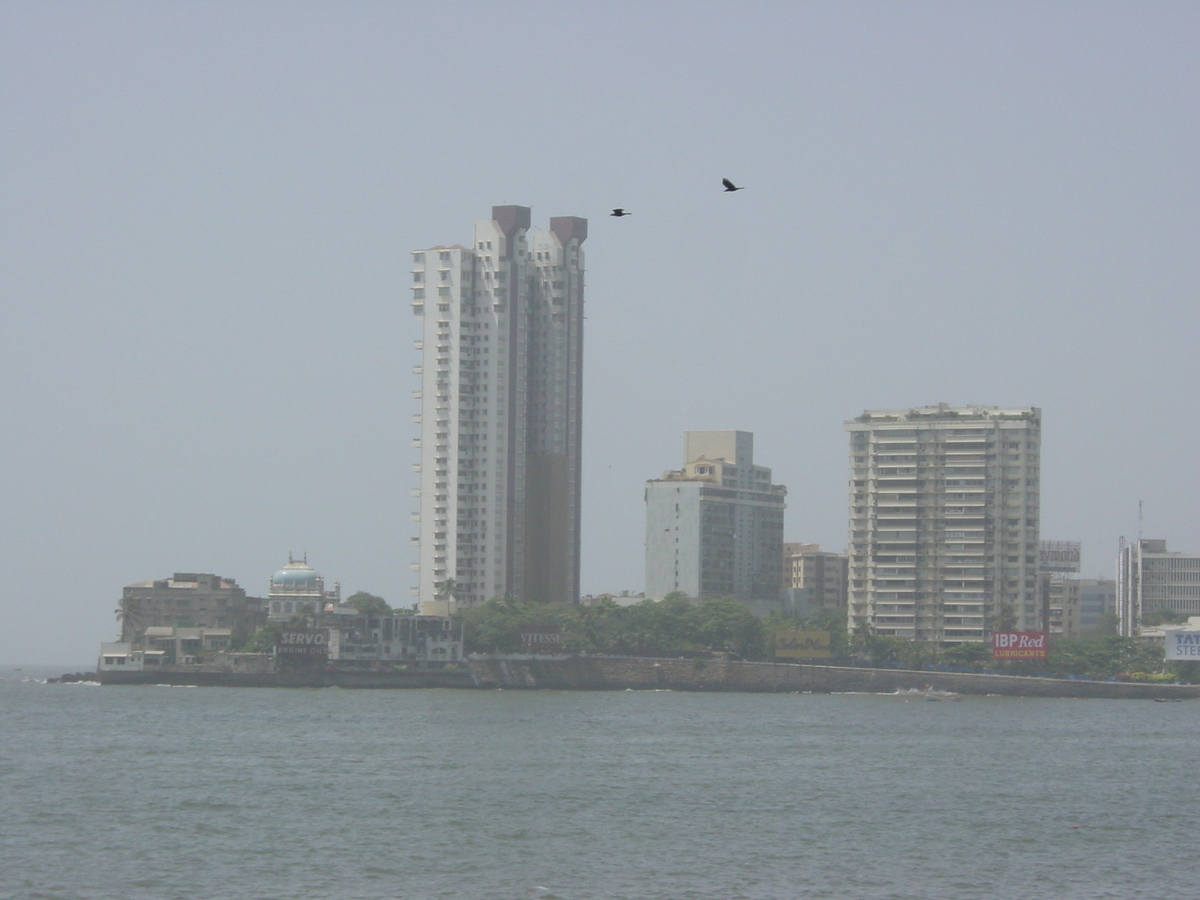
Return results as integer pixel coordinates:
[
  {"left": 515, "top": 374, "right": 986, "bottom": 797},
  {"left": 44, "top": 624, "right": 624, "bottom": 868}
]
[{"left": 519, "top": 629, "right": 563, "bottom": 653}]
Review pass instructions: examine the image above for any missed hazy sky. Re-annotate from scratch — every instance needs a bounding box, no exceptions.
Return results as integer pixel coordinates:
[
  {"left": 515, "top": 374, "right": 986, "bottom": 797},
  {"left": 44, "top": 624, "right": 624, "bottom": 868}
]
[{"left": 2, "top": 2, "right": 1197, "bottom": 665}]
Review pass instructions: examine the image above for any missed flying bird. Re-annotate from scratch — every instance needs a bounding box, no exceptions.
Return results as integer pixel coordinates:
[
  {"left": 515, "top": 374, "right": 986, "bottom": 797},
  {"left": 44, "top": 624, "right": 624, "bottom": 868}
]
[
  {"left": 722, "top": 178, "right": 744, "bottom": 192},
  {"left": 610, "top": 208, "right": 630, "bottom": 217}
]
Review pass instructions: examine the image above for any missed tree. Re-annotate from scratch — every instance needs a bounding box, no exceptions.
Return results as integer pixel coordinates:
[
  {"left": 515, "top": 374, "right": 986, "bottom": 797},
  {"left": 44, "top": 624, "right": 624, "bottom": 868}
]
[
  {"left": 944, "top": 642, "right": 992, "bottom": 669},
  {"left": 1141, "top": 609, "right": 1188, "bottom": 628},
  {"left": 114, "top": 595, "right": 142, "bottom": 642},
  {"left": 243, "top": 624, "right": 281, "bottom": 652},
  {"left": 992, "top": 603, "right": 1018, "bottom": 632},
  {"left": 436, "top": 579, "right": 459, "bottom": 603},
  {"left": 850, "top": 620, "right": 875, "bottom": 659},
  {"left": 695, "top": 598, "right": 765, "bottom": 659},
  {"left": 345, "top": 592, "right": 391, "bottom": 617},
  {"left": 1084, "top": 611, "right": 1120, "bottom": 636}
]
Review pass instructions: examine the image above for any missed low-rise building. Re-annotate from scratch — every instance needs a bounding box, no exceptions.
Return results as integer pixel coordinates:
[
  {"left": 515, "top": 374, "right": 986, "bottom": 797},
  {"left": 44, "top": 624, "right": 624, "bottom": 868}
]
[
  {"left": 319, "top": 612, "right": 463, "bottom": 666},
  {"left": 141, "top": 625, "right": 233, "bottom": 664},
  {"left": 98, "top": 642, "right": 144, "bottom": 671},
  {"left": 120, "top": 573, "right": 265, "bottom": 643}
]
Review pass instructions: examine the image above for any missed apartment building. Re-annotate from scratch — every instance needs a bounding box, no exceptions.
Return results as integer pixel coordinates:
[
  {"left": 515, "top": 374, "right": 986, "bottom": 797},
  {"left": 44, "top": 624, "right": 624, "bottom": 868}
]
[
  {"left": 846, "top": 404, "right": 1041, "bottom": 644},
  {"left": 410, "top": 206, "right": 587, "bottom": 608},
  {"left": 782, "top": 543, "right": 848, "bottom": 614},
  {"left": 645, "top": 431, "right": 786, "bottom": 603}
]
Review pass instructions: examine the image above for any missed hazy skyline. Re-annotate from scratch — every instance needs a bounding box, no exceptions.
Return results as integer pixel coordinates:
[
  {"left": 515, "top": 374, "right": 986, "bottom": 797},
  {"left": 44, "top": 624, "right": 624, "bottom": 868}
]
[{"left": 2, "top": 2, "right": 1197, "bottom": 664}]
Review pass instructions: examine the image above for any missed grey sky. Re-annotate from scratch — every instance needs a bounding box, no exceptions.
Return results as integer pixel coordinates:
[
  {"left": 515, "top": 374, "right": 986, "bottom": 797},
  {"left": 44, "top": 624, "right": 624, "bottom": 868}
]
[{"left": 2, "top": 2, "right": 1196, "bottom": 665}]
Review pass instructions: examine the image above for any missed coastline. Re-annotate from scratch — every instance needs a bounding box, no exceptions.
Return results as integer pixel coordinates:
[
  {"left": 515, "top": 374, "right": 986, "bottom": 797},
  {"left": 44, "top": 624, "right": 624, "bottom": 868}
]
[{"left": 71, "top": 655, "right": 1200, "bottom": 699}]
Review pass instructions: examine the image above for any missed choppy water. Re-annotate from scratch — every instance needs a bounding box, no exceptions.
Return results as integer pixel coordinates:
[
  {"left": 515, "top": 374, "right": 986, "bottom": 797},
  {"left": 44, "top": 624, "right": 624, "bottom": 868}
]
[{"left": 1, "top": 668, "right": 1196, "bottom": 900}]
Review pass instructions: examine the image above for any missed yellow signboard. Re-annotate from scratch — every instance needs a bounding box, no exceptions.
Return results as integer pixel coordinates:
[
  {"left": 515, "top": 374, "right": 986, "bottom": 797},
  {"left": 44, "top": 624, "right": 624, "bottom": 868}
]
[{"left": 775, "top": 630, "right": 831, "bottom": 659}]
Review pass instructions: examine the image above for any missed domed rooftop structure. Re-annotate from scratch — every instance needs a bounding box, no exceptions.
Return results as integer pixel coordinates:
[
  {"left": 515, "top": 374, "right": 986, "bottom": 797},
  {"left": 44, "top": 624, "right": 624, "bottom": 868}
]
[{"left": 269, "top": 553, "right": 324, "bottom": 597}]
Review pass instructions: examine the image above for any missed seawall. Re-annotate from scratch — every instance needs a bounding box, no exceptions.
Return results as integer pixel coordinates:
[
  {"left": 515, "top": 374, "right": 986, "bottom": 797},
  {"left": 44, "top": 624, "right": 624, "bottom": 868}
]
[
  {"left": 98, "top": 668, "right": 475, "bottom": 689},
  {"left": 94, "top": 656, "right": 1200, "bottom": 698},
  {"left": 467, "top": 655, "right": 1200, "bottom": 700}
]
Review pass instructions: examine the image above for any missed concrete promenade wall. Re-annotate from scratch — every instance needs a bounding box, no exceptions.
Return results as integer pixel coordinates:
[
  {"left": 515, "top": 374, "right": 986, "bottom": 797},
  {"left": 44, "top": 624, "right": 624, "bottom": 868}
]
[
  {"left": 94, "top": 656, "right": 1200, "bottom": 699},
  {"left": 98, "top": 667, "right": 473, "bottom": 688},
  {"left": 467, "top": 655, "right": 1200, "bottom": 700}
]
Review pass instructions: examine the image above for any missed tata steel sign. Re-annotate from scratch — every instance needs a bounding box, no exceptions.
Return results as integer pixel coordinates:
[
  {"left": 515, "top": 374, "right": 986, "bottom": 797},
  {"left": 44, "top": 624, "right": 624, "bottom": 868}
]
[
  {"left": 276, "top": 630, "right": 328, "bottom": 658},
  {"left": 519, "top": 629, "right": 563, "bottom": 653},
  {"left": 992, "top": 631, "right": 1048, "bottom": 660},
  {"left": 775, "top": 630, "right": 831, "bottom": 659},
  {"left": 1039, "top": 541, "right": 1081, "bottom": 573},
  {"left": 1164, "top": 631, "right": 1200, "bottom": 660}
]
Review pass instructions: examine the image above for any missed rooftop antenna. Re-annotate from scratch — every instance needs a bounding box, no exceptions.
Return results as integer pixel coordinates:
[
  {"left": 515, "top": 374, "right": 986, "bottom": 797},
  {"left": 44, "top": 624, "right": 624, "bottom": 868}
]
[{"left": 1138, "top": 500, "right": 1143, "bottom": 544}]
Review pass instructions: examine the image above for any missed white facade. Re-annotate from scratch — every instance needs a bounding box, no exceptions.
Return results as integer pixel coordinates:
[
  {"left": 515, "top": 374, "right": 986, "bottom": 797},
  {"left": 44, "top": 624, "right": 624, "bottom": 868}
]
[
  {"left": 846, "top": 405, "right": 1042, "bottom": 644},
  {"left": 410, "top": 206, "right": 586, "bottom": 607},
  {"left": 1116, "top": 539, "right": 1200, "bottom": 635},
  {"left": 645, "top": 431, "right": 786, "bottom": 602}
]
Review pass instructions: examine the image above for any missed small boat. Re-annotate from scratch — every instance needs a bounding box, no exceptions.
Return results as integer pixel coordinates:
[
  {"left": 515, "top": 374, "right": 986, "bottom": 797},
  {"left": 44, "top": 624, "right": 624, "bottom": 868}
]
[{"left": 924, "top": 690, "right": 960, "bottom": 701}]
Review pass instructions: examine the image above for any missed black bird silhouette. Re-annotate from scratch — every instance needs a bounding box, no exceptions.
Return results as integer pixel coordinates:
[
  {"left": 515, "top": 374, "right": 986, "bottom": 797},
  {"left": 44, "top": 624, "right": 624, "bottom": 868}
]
[
  {"left": 722, "top": 178, "right": 744, "bottom": 192},
  {"left": 610, "top": 208, "right": 630, "bottom": 217}
]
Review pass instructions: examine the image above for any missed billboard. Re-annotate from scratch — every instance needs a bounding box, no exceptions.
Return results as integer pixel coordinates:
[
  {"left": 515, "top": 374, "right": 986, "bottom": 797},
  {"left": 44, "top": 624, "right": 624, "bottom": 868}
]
[
  {"left": 775, "top": 630, "right": 831, "bottom": 659},
  {"left": 1163, "top": 630, "right": 1200, "bottom": 660},
  {"left": 1039, "top": 541, "right": 1081, "bottom": 573},
  {"left": 275, "top": 629, "right": 328, "bottom": 659},
  {"left": 519, "top": 628, "right": 563, "bottom": 653},
  {"left": 992, "top": 631, "right": 1048, "bottom": 659}
]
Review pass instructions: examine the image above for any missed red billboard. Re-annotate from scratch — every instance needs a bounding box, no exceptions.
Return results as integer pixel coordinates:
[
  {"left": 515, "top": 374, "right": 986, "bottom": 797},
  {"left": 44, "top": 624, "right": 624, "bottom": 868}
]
[{"left": 992, "top": 631, "right": 1048, "bottom": 659}]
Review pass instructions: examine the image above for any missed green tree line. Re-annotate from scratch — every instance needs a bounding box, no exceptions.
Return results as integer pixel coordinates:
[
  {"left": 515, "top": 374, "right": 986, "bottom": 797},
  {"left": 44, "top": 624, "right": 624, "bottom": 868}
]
[{"left": 459, "top": 598, "right": 1198, "bottom": 683}]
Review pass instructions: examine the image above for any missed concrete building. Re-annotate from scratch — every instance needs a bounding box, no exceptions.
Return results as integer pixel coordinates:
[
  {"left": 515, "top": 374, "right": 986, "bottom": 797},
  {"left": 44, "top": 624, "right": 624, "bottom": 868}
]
[
  {"left": 1042, "top": 574, "right": 1082, "bottom": 637},
  {"left": 645, "top": 431, "right": 786, "bottom": 603},
  {"left": 266, "top": 554, "right": 340, "bottom": 621},
  {"left": 410, "top": 206, "right": 587, "bottom": 608},
  {"left": 846, "top": 404, "right": 1041, "bottom": 644},
  {"left": 321, "top": 612, "right": 464, "bottom": 667},
  {"left": 141, "top": 625, "right": 233, "bottom": 664},
  {"left": 120, "top": 573, "right": 265, "bottom": 644},
  {"left": 782, "top": 543, "right": 848, "bottom": 615},
  {"left": 1078, "top": 578, "right": 1117, "bottom": 632},
  {"left": 1116, "top": 539, "right": 1200, "bottom": 636}
]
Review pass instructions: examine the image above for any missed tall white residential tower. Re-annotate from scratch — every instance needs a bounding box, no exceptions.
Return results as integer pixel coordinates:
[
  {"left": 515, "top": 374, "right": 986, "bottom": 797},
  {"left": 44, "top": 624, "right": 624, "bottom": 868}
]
[
  {"left": 846, "top": 405, "right": 1042, "bottom": 644},
  {"left": 410, "top": 206, "right": 587, "bottom": 608}
]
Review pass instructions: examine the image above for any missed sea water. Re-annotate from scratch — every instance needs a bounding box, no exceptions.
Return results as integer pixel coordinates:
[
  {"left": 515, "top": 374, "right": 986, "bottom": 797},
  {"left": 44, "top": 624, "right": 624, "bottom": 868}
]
[{"left": 1, "top": 668, "right": 1196, "bottom": 900}]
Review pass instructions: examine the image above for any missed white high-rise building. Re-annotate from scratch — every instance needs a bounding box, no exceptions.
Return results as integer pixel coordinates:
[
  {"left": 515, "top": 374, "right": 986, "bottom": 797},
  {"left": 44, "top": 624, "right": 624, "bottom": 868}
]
[
  {"left": 846, "top": 405, "right": 1042, "bottom": 644},
  {"left": 409, "top": 206, "right": 587, "bottom": 609}
]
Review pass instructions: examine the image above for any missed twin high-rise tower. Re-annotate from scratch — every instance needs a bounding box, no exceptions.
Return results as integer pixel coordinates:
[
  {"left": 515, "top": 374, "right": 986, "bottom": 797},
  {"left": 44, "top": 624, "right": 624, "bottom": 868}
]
[{"left": 410, "top": 206, "right": 587, "bottom": 608}]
